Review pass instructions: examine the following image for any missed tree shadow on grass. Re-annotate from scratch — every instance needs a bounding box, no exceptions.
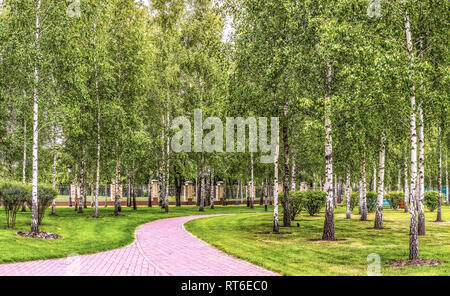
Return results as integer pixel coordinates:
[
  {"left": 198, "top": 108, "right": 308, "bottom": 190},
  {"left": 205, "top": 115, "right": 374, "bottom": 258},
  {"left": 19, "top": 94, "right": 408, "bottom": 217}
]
[{"left": 388, "top": 259, "right": 445, "bottom": 267}]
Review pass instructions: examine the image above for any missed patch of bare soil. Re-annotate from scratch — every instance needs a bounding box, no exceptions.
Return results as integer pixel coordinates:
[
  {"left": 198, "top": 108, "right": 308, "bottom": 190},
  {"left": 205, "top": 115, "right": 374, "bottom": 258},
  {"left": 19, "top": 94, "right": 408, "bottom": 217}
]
[
  {"left": 110, "top": 214, "right": 126, "bottom": 217},
  {"left": 256, "top": 232, "right": 292, "bottom": 235},
  {"left": 14, "top": 232, "right": 62, "bottom": 239},
  {"left": 388, "top": 259, "right": 444, "bottom": 267}
]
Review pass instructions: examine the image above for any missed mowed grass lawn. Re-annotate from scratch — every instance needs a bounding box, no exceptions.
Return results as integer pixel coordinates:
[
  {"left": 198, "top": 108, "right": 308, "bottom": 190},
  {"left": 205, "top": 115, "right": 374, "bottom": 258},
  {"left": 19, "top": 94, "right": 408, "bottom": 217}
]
[
  {"left": 185, "top": 206, "right": 450, "bottom": 276},
  {"left": 0, "top": 205, "right": 268, "bottom": 264}
]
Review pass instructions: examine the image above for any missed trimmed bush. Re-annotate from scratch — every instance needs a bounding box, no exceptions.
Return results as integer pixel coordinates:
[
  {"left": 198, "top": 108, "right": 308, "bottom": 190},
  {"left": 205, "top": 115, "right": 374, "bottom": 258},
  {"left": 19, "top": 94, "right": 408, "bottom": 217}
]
[
  {"left": 424, "top": 191, "right": 439, "bottom": 212},
  {"left": 279, "top": 191, "right": 304, "bottom": 221},
  {"left": 384, "top": 191, "right": 404, "bottom": 210},
  {"left": 349, "top": 192, "right": 359, "bottom": 211},
  {"left": 303, "top": 190, "right": 326, "bottom": 216},
  {"left": 289, "top": 191, "right": 304, "bottom": 220},
  {"left": 26, "top": 184, "right": 58, "bottom": 225},
  {"left": 0, "top": 182, "right": 31, "bottom": 228},
  {"left": 366, "top": 191, "right": 377, "bottom": 212}
]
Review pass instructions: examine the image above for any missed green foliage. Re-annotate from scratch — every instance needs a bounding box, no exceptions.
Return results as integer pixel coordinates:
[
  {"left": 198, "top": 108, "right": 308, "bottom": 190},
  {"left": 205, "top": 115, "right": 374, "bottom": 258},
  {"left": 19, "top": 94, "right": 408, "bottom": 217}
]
[
  {"left": 366, "top": 192, "right": 377, "bottom": 212},
  {"left": 280, "top": 191, "right": 305, "bottom": 221},
  {"left": 303, "top": 190, "right": 326, "bottom": 216},
  {"left": 0, "top": 206, "right": 267, "bottom": 264},
  {"left": 0, "top": 182, "right": 31, "bottom": 228},
  {"left": 26, "top": 185, "right": 58, "bottom": 225},
  {"left": 187, "top": 206, "right": 450, "bottom": 276},
  {"left": 350, "top": 192, "right": 359, "bottom": 211},
  {"left": 384, "top": 191, "right": 405, "bottom": 210},
  {"left": 289, "top": 191, "right": 305, "bottom": 221},
  {"left": 425, "top": 191, "right": 439, "bottom": 212}
]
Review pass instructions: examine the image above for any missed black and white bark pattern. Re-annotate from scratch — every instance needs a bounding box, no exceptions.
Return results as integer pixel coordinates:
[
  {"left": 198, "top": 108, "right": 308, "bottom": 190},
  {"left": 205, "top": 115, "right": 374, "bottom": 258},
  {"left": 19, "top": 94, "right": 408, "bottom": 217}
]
[
  {"left": 282, "top": 100, "right": 290, "bottom": 226},
  {"left": 345, "top": 163, "right": 351, "bottom": 219},
  {"left": 374, "top": 132, "right": 386, "bottom": 229},
  {"left": 360, "top": 154, "right": 368, "bottom": 221},
  {"left": 436, "top": 126, "right": 442, "bottom": 222},
  {"left": 404, "top": 151, "right": 409, "bottom": 213},
  {"left": 322, "top": 63, "right": 335, "bottom": 241},
  {"left": 30, "top": 0, "right": 41, "bottom": 234},
  {"left": 418, "top": 107, "right": 426, "bottom": 234},
  {"left": 405, "top": 11, "right": 419, "bottom": 260},
  {"left": 273, "top": 122, "right": 280, "bottom": 233}
]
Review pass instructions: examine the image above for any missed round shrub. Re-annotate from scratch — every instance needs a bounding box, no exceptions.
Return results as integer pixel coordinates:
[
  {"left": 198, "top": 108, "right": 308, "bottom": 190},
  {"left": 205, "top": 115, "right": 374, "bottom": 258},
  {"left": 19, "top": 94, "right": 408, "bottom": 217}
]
[
  {"left": 366, "top": 191, "right": 377, "bottom": 212},
  {"left": 288, "top": 191, "right": 305, "bottom": 220},
  {"left": 303, "top": 190, "right": 326, "bottom": 216},
  {"left": 0, "top": 181, "right": 31, "bottom": 228},
  {"left": 384, "top": 191, "right": 404, "bottom": 210},
  {"left": 349, "top": 192, "right": 359, "bottom": 211},
  {"left": 424, "top": 191, "right": 439, "bottom": 212},
  {"left": 279, "top": 191, "right": 305, "bottom": 221},
  {"left": 26, "top": 184, "right": 58, "bottom": 225}
]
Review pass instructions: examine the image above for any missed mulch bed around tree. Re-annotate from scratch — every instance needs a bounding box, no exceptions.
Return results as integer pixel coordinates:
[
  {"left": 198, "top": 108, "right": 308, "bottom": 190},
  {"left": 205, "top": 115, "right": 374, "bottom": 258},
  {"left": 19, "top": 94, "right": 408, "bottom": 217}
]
[
  {"left": 309, "top": 238, "right": 346, "bottom": 242},
  {"left": 14, "top": 232, "right": 62, "bottom": 239},
  {"left": 256, "top": 232, "right": 292, "bottom": 235},
  {"left": 388, "top": 259, "right": 444, "bottom": 267}
]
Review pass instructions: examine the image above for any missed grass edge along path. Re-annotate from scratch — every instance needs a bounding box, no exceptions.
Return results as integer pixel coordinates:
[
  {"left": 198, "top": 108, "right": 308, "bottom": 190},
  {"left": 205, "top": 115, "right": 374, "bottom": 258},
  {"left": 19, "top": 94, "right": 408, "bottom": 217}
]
[
  {"left": 185, "top": 206, "right": 450, "bottom": 276},
  {"left": 0, "top": 205, "right": 270, "bottom": 264}
]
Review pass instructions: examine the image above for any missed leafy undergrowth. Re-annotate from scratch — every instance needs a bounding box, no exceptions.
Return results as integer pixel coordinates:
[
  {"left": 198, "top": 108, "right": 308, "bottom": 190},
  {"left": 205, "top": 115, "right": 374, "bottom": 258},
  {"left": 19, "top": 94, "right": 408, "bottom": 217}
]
[
  {"left": 0, "top": 205, "right": 269, "bottom": 264},
  {"left": 185, "top": 206, "right": 450, "bottom": 276}
]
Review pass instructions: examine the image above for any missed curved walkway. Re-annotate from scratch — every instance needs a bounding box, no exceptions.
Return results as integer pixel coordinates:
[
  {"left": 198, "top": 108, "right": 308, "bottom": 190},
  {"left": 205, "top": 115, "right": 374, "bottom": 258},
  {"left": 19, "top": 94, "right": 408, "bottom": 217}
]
[{"left": 0, "top": 215, "right": 277, "bottom": 276}]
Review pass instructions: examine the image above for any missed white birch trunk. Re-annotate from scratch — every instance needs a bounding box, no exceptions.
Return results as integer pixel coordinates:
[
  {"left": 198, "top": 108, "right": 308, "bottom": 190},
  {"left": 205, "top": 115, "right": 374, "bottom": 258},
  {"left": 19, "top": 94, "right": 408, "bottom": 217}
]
[
  {"left": 235, "top": 181, "right": 239, "bottom": 203},
  {"left": 437, "top": 126, "right": 442, "bottom": 222},
  {"left": 114, "top": 152, "right": 121, "bottom": 216},
  {"left": 291, "top": 150, "right": 296, "bottom": 190},
  {"left": 250, "top": 152, "right": 254, "bottom": 208},
  {"left": 404, "top": 151, "right": 409, "bottom": 213},
  {"left": 273, "top": 122, "right": 280, "bottom": 233},
  {"left": 199, "top": 153, "right": 205, "bottom": 212},
  {"left": 78, "top": 149, "right": 85, "bottom": 213},
  {"left": 161, "top": 114, "right": 167, "bottom": 211},
  {"left": 240, "top": 182, "right": 243, "bottom": 204},
  {"left": 165, "top": 112, "right": 170, "bottom": 210},
  {"left": 446, "top": 153, "right": 449, "bottom": 206},
  {"left": 418, "top": 107, "right": 426, "bottom": 234},
  {"left": 373, "top": 166, "right": 377, "bottom": 193},
  {"left": 126, "top": 170, "right": 131, "bottom": 207},
  {"left": 322, "top": 62, "right": 335, "bottom": 240},
  {"left": 23, "top": 119, "right": 27, "bottom": 184},
  {"left": 360, "top": 154, "right": 368, "bottom": 221},
  {"left": 51, "top": 143, "right": 57, "bottom": 215},
  {"left": 359, "top": 179, "right": 362, "bottom": 215},
  {"left": 345, "top": 163, "right": 351, "bottom": 219},
  {"left": 210, "top": 168, "right": 215, "bottom": 209},
  {"left": 22, "top": 118, "right": 27, "bottom": 212},
  {"left": 374, "top": 132, "right": 386, "bottom": 229},
  {"left": 148, "top": 167, "right": 152, "bottom": 207},
  {"left": 405, "top": 11, "right": 419, "bottom": 260},
  {"left": 74, "top": 164, "right": 79, "bottom": 212},
  {"left": 94, "top": 102, "right": 101, "bottom": 217},
  {"left": 30, "top": 0, "right": 41, "bottom": 234}
]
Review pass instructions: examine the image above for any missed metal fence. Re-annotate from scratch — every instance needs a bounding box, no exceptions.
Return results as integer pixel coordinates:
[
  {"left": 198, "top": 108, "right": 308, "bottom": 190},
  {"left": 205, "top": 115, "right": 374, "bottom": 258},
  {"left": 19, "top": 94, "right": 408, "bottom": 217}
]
[{"left": 56, "top": 183, "right": 278, "bottom": 201}]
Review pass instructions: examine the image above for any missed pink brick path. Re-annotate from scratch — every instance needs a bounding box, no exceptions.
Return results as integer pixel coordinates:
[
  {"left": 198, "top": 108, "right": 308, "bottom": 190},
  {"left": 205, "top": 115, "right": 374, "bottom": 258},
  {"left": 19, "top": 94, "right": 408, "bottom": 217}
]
[{"left": 0, "top": 215, "right": 277, "bottom": 276}]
